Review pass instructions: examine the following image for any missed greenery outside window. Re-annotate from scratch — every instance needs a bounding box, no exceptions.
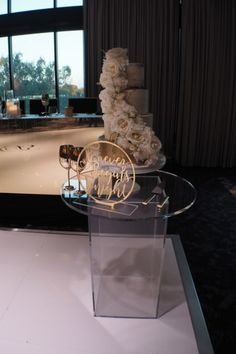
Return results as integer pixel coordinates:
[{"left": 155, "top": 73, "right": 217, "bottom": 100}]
[{"left": 0, "top": 1, "right": 84, "bottom": 113}]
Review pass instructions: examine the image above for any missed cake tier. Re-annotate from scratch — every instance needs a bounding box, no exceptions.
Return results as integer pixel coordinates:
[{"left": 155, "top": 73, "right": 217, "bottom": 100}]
[
  {"left": 140, "top": 113, "right": 153, "bottom": 128},
  {"left": 127, "top": 63, "right": 144, "bottom": 88},
  {"left": 125, "top": 89, "right": 149, "bottom": 114}
]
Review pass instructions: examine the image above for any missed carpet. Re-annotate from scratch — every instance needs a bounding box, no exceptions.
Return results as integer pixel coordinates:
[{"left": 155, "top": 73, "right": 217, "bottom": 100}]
[{"left": 166, "top": 166, "right": 236, "bottom": 354}]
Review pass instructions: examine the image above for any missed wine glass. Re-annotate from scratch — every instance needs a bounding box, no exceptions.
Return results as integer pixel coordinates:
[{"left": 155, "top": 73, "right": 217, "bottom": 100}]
[
  {"left": 70, "top": 146, "right": 86, "bottom": 196},
  {"left": 59, "top": 144, "right": 75, "bottom": 191},
  {"left": 41, "top": 93, "right": 49, "bottom": 117}
]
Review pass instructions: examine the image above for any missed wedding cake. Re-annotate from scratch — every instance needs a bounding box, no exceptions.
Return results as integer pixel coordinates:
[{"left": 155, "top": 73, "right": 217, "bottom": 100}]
[{"left": 99, "top": 47, "right": 163, "bottom": 167}]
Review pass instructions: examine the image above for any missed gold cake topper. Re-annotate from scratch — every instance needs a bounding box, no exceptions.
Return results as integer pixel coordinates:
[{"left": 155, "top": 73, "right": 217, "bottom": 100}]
[{"left": 77, "top": 141, "right": 135, "bottom": 208}]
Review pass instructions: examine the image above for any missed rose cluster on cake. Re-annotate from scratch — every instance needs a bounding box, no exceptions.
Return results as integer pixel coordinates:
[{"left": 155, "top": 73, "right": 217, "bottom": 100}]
[{"left": 99, "top": 47, "right": 162, "bottom": 166}]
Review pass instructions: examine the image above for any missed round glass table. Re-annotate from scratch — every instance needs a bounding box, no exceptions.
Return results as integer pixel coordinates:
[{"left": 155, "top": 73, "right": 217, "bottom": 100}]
[{"left": 61, "top": 170, "right": 196, "bottom": 220}]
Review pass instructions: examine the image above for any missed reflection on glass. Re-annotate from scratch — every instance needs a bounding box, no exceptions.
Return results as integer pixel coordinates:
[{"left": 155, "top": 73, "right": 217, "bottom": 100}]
[
  {"left": 12, "top": 33, "right": 55, "bottom": 99},
  {"left": 57, "top": 30, "right": 84, "bottom": 112},
  {"left": 0, "top": 37, "right": 10, "bottom": 98},
  {"left": 71, "top": 146, "right": 85, "bottom": 196},
  {"left": 11, "top": 0, "right": 53, "bottom": 13},
  {"left": 41, "top": 93, "right": 50, "bottom": 116},
  {"left": 59, "top": 144, "right": 75, "bottom": 191}
]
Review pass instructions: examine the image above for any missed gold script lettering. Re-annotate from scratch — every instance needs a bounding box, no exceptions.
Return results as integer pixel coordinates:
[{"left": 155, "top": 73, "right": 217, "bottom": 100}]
[{"left": 80, "top": 154, "right": 132, "bottom": 201}]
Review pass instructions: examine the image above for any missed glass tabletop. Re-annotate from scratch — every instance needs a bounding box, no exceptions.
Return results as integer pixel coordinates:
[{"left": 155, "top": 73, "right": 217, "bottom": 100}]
[{"left": 61, "top": 170, "right": 196, "bottom": 221}]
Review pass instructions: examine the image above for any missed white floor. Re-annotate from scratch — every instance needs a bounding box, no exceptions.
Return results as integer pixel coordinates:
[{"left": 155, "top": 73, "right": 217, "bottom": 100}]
[
  {"left": 0, "top": 127, "right": 104, "bottom": 195},
  {"left": 0, "top": 229, "right": 199, "bottom": 354}
]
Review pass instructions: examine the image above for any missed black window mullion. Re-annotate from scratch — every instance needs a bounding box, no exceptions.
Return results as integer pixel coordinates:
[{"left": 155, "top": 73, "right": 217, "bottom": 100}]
[
  {"left": 8, "top": 0, "right": 11, "bottom": 13},
  {"left": 0, "top": 7, "right": 83, "bottom": 37},
  {"left": 54, "top": 32, "right": 60, "bottom": 110},
  {"left": 8, "top": 36, "right": 14, "bottom": 91}
]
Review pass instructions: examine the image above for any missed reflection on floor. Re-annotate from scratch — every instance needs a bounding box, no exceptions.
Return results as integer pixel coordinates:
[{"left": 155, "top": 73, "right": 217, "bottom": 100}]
[
  {"left": 0, "top": 229, "right": 199, "bottom": 354},
  {"left": 0, "top": 127, "right": 104, "bottom": 195}
]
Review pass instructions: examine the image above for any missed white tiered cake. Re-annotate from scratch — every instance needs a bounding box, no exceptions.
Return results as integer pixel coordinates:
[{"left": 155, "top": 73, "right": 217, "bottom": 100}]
[{"left": 99, "top": 47, "right": 164, "bottom": 169}]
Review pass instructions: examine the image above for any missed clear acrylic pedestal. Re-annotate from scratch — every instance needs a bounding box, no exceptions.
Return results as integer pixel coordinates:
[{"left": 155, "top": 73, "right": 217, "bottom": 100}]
[
  {"left": 61, "top": 172, "right": 196, "bottom": 320},
  {"left": 89, "top": 207, "right": 167, "bottom": 318}
]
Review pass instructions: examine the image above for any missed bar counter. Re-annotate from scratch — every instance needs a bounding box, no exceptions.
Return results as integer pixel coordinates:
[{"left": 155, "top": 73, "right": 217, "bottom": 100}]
[{"left": 0, "top": 113, "right": 103, "bottom": 132}]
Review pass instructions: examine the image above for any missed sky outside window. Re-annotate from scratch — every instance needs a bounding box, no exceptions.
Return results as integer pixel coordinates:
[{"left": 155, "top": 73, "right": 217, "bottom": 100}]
[
  {"left": 0, "top": 1, "right": 7, "bottom": 14},
  {"left": 11, "top": 31, "right": 84, "bottom": 89},
  {"left": 10, "top": 0, "right": 82, "bottom": 13},
  {"left": 12, "top": 33, "right": 54, "bottom": 65},
  {"left": 12, "top": 33, "right": 55, "bottom": 97},
  {"left": 11, "top": 0, "right": 54, "bottom": 12},
  {"left": 57, "top": 0, "right": 83, "bottom": 7},
  {"left": 57, "top": 30, "right": 84, "bottom": 89}
]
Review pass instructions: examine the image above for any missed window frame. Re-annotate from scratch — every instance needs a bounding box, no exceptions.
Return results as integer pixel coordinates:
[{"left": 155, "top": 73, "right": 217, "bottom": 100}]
[
  {"left": 0, "top": 7, "right": 83, "bottom": 37},
  {"left": 0, "top": 6, "right": 84, "bottom": 111}
]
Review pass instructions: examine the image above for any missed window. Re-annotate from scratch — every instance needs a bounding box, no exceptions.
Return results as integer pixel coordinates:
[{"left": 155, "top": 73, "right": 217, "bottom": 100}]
[
  {"left": 10, "top": 0, "right": 83, "bottom": 13},
  {"left": 0, "top": 1, "right": 7, "bottom": 15},
  {"left": 57, "top": 0, "right": 83, "bottom": 7},
  {"left": 0, "top": 1, "right": 84, "bottom": 112},
  {"left": 12, "top": 33, "right": 55, "bottom": 99},
  {"left": 11, "top": 0, "right": 54, "bottom": 13},
  {"left": 57, "top": 30, "right": 84, "bottom": 111}
]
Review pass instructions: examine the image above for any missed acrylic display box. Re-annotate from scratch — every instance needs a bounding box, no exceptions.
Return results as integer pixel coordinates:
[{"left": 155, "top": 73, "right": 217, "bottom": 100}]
[{"left": 61, "top": 172, "right": 196, "bottom": 319}]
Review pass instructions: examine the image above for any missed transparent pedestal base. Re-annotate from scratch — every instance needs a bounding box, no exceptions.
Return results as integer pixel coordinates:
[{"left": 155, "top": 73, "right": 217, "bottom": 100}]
[{"left": 89, "top": 215, "right": 166, "bottom": 318}]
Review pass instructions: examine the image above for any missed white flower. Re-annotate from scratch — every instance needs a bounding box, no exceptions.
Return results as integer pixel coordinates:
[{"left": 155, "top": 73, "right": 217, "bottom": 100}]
[
  {"left": 99, "top": 88, "right": 116, "bottom": 101},
  {"left": 110, "top": 116, "right": 134, "bottom": 135},
  {"left": 106, "top": 48, "right": 128, "bottom": 62},
  {"left": 99, "top": 89, "right": 115, "bottom": 113},
  {"left": 98, "top": 47, "right": 163, "bottom": 166},
  {"left": 116, "top": 136, "right": 132, "bottom": 150},
  {"left": 151, "top": 135, "right": 162, "bottom": 152},
  {"left": 100, "top": 72, "right": 114, "bottom": 88},
  {"left": 115, "top": 100, "right": 137, "bottom": 116},
  {"left": 102, "top": 59, "right": 121, "bottom": 77}
]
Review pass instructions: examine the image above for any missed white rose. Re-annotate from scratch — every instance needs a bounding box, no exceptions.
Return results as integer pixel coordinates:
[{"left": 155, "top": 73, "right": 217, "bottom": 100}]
[
  {"left": 151, "top": 135, "right": 162, "bottom": 152},
  {"left": 106, "top": 48, "right": 128, "bottom": 61},
  {"left": 101, "top": 101, "right": 113, "bottom": 114},
  {"left": 103, "top": 59, "right": 121, "bottom": 77},
  {"left": 115, "top": 100, "right": 137, "bottom": 116},
  {"left": 100, "top": 72, "right": 114, "bottom": 88},
  {"left": 99, "top": 90, "right": 114, "bottom": 113},
  {"left": 110, "top": 116, "right": 134, "bottom": 135},
  {"left": 116, "top": 136, "right": 131, "bottom": 150},
  {"left": 99, "top": 88, "right": 116, "bottom": 101}
]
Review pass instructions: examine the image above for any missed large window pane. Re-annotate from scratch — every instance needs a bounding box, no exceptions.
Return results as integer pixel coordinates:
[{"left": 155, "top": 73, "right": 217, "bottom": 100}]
[
  {"left": 0, "top": 0, "right": 7, "bottom": 14},
  {"left": 57, "top": 30, "right": 84, "bottom": 112},
  {"left": 11, "top": 0, "right": 53, "bottom": 13},
  {"left": 12, "top": 33, "right": 55, "bottom": 100},
  {"left": 57, "top": 0, "right": 83, "bottom": 7},
  {"left": 0, "top": 37, "right": 10, "bottom": 97}
]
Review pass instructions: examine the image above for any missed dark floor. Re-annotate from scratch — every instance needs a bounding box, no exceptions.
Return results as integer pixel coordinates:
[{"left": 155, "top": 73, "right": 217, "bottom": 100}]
[
  {"left": 166, "top": 164, "right": 236, "bottom": 354},
  {"left": 0, "top": 164, "right": 236, "bottom": 354}
]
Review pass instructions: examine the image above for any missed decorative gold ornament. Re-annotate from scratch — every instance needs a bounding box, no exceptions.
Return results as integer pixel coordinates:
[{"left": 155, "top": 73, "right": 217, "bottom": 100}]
[{"left": 77, "top": 140, "right": 136, "bottom": 208}]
